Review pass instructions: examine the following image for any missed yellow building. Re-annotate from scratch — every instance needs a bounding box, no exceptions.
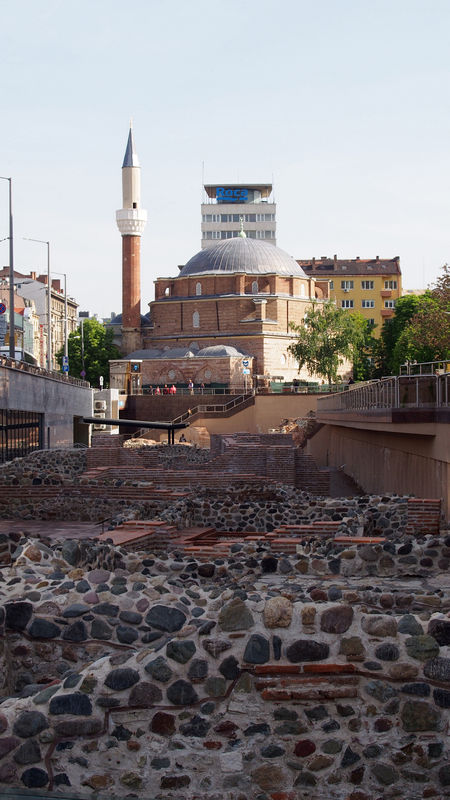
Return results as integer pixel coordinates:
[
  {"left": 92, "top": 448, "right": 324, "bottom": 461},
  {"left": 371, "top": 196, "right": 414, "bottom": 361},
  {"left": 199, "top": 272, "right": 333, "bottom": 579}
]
[{"left": 296, "top": 256, "right": 402, "bottom": 335}]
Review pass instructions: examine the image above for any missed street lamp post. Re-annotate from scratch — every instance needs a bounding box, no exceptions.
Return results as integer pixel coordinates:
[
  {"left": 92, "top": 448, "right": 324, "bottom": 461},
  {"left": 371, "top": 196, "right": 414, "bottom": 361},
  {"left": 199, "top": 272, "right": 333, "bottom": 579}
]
[
  {"left": 0, "top": 176, "right": 15, "bottom": 358},
  {"left": 23, "top": 238, "right": 51, "bottom": 370}
]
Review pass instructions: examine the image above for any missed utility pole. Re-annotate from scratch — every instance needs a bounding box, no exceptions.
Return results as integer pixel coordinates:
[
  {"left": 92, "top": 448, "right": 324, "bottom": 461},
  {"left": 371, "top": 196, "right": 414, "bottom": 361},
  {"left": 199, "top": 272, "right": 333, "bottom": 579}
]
[{"left": 0, "top": 177, "right": 15, "bottom": 358}]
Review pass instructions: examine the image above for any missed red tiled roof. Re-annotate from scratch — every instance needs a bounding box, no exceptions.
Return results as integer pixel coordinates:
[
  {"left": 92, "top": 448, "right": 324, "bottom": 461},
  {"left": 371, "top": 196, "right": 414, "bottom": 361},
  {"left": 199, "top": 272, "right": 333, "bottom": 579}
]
[{"left": 297, "top": 257, "right": 401, "bottom": 276}]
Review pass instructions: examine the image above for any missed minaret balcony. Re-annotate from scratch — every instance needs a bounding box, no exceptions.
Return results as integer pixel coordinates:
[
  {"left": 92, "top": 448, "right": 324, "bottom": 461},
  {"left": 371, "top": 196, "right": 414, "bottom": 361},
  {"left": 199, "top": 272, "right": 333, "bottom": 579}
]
[{"left": 116, "top": 208, "right": 147, "bottom": 236}]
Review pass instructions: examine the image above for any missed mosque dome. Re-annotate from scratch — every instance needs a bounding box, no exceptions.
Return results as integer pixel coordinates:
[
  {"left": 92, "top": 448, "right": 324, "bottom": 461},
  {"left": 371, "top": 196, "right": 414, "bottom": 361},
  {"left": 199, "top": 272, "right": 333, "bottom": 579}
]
[
  {"left": 179, "top": 236, "right": 307, "bottom": 278},
  {"left": 196, "top": 345, "right": 248, "bottom": 358}
]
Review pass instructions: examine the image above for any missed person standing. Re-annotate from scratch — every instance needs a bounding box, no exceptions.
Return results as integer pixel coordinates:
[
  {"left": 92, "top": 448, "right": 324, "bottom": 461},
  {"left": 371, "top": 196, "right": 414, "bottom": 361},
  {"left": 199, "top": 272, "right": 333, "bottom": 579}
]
[{"left": 188, "top": 379, "right": 194, "bottom": 395}]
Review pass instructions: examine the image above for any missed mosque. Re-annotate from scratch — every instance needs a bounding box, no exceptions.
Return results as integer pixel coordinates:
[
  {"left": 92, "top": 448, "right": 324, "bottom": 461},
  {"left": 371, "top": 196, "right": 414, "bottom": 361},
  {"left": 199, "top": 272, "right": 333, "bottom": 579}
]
[{"left": 109, "top": 128, "right": 329, "bottom": 393}]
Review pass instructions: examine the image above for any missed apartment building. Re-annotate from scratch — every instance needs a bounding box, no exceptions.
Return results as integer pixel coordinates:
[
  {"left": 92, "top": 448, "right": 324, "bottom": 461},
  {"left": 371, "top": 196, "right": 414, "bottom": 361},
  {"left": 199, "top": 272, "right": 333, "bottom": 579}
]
[{"left": 297, "top": 256, "right": 402, "bottom": 334}]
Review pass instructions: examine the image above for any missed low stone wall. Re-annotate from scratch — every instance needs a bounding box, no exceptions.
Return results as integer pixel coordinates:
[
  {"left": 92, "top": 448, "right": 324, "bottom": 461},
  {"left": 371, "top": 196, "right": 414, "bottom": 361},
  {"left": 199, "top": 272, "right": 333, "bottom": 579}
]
[
  {"left": 0, "top": 449, "right": 86, "bottom": 485},
  {"left": 0, "top": 494, "right": 167, "bottom": 523},
  {"left": 160, "top": 486, "right": 412, "bottom": 535},
  {"left": 0, "top": 537, "right": 449, "bottom": 798}
]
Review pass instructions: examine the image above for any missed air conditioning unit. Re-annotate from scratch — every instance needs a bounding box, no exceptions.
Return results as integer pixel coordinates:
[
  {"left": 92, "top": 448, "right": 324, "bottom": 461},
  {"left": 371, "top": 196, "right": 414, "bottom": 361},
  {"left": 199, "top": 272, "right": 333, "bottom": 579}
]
[
  {"left": 343, "top": 288, "right": 349, "bottom": 293},
  {"left": 93, "top": 410, "right": 106, "bottom": 430},
  {"left": 94, "top": 400, "right": 107, "bottom": 411}
]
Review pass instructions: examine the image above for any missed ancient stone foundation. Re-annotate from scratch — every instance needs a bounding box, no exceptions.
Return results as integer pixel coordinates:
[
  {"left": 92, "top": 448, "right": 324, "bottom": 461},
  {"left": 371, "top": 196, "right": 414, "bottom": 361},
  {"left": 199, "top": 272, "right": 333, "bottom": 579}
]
[{"left": 0, "top": 536, "right": 449, "bottom": 799}]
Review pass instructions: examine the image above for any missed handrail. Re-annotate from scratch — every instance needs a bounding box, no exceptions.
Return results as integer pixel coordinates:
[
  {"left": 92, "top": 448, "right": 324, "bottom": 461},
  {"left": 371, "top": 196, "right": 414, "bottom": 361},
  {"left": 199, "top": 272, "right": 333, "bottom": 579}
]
[
  {"left": 0, "top": 354, "right": 90, "bottom": 388},
  {"left": 317, "top": 373, "right": 450, "bottom": 413},
  {"left": 171, "top": 393, "right": 254, "bottom": 424},
  {"left": 400, "top": 359, "right": 450, "bottom": 376}
]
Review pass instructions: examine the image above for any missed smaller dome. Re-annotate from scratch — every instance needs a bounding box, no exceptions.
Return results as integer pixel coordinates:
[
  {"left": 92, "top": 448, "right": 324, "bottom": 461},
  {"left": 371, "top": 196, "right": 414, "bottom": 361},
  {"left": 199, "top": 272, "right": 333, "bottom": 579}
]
[
  {"left": 196, "top": 345, "right": 248, "bottom": 358},
  {"left": 124, "top": 348, "right": 162, "bottom": 359},
  {"left": 161, "top": 347, "right": 195, "bottom": 358}
]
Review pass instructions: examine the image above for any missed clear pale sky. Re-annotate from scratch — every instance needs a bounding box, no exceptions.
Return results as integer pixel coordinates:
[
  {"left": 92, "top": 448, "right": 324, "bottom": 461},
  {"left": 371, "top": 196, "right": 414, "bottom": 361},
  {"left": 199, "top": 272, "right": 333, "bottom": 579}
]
[{"left": 0, "top": 0, "right": 449, "bottom": 318}]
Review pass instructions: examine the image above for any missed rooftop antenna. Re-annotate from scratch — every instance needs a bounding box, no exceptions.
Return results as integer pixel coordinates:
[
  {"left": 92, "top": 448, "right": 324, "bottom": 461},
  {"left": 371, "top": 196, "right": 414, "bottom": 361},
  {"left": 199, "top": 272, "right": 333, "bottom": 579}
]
[
  {"left": 272, "top": 171, "right": 276, "bottom": 203},
  {"left": 202, "top": 160, "right": 205, "bottom": 203}
]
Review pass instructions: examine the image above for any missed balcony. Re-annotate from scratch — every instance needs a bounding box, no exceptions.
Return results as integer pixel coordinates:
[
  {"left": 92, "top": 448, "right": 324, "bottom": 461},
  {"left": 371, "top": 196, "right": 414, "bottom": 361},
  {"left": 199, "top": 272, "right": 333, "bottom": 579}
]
[
  {"left": 380, "top": 289, "right": 392, "bottom": 298},
  {"left": 381, "top": 308, "right": 394, "bottom": 317}
]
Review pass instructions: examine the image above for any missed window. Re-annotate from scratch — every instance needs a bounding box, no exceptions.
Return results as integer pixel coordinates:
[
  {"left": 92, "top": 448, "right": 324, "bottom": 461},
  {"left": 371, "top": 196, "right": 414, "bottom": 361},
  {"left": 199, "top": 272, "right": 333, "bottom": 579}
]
[
  {"left": 361, "top": 280, "right": 374, "bottom": 290},
  {"left": 244, "top": 213, "right": 256, "bottom": 222},
  {"left": 329, "top": 280, "right": 334, "bottom": 290},
  {"left": 251, "top": 281, "right": 258, "bottom": 294},
  {"left": 362, "top": 299, "right": 375, "bottom": 308},
  {"left": 341, "top": 299, "right": 354, "bottom": 308},
  {"left": 164, "top": 287, "right": 170, "bottom": 296},
  {"left": 204, "top": 230, "right": 220, "bottom": 240},
  {"left": 202, "top": 214, "right": 220, "bottom": 223},
  {"left": 192, "top": 311, "right": 200, "bottom": 328},
  {"left": 384, "top": 280, "right": 397, "bottom": 289},
  {"left": 368, "top": 318, "right": 375, "bottom": 326},
  {"left": 195, "top": 282, "right": 202, "bottom": 296},
  {"left": 255, "top": 213, "right": 275, "bottom": 221},
  {"left": 341, "top": 280, "right": 354, "bottom": 290},
  {"left": 384, "top": 300, "right": 396, "bottom": 308}
]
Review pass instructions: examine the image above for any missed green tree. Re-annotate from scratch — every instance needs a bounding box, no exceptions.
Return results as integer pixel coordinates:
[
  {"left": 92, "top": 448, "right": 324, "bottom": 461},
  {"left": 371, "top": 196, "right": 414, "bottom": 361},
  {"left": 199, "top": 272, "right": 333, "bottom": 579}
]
[
  {"left": 352, "top": 320, "right": 380, "bottom": 381},
  {"left": 56, "top": 318, "right": 121, "bottom": 387},
  {"left": 288, "top": 300, "right": 367, "bottom": 385},
  {"left": 378, "top": 294, "right": 425, "bottom": 375},
  {"left": 379, "top": 264, "right": 450, "bottom": 373},
  {"left": 393, "top": 296, "right": 450, "bottom": 366}
]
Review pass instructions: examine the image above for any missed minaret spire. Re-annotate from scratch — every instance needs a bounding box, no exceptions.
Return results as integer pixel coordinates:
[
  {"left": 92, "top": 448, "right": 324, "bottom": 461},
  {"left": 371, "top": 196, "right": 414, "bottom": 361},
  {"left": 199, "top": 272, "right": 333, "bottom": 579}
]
[
  {"left": 122, "top": 125, "right": 140, "bottom": 168},
  {"left": 116, "top": 126, "right": 147, "bottom": 355}
]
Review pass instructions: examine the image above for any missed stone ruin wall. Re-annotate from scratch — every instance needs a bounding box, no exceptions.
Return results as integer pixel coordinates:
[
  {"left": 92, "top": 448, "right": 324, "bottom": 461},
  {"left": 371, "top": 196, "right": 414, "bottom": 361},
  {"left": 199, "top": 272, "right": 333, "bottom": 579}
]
[{"left": 0, "top": 538, "right": 448, "bottom": 799}]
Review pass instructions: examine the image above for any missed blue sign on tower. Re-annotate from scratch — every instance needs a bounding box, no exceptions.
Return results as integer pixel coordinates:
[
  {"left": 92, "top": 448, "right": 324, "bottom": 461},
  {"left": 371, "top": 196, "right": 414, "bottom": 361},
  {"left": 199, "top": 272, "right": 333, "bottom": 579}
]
[{"left": 216, "top": 187, "right": 248, "bottom": 203}]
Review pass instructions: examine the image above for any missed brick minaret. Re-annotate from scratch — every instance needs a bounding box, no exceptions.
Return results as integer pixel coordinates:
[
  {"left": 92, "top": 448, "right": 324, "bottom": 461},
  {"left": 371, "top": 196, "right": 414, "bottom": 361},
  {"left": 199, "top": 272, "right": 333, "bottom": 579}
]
[{"left": 116, "top": 126, "right": 147, "bottom": 354}]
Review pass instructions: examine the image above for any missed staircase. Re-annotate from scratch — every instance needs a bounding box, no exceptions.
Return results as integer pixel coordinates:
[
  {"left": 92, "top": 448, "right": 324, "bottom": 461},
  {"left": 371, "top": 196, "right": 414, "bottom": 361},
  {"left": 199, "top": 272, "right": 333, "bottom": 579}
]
[{"left": 171, "top": 393, "right": 255, "bottom": 424}]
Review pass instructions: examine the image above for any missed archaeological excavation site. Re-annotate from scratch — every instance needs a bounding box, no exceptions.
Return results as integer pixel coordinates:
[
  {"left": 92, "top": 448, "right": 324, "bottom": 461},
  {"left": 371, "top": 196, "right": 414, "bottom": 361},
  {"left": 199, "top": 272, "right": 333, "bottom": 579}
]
[{"left": 0, "top": 432, "right": 449, "bottom": 800}]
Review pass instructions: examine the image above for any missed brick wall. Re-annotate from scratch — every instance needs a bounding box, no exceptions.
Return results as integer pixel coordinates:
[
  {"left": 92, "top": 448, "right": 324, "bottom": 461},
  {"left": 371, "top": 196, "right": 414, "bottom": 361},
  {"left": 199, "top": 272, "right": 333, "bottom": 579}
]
[{"left": 406, "top": 498, "right": 441, "bottom": 534}]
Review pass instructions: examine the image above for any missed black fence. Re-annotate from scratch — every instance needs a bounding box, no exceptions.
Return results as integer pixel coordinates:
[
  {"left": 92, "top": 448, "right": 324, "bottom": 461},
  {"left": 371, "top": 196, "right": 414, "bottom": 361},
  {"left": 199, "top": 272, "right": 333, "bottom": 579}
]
[{"left": 0, "top": 409, "right": 43, "bottom": 463}]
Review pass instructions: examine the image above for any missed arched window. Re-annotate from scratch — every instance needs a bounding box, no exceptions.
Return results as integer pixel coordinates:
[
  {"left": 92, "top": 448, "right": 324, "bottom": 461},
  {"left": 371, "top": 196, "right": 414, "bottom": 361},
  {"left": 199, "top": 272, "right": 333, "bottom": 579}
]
[
  {"left": 300, "top": 283, "right": 306, "bottom": 297},
  {"left": 251, "top": 280, "right": 258, "bottom": 294},
  {"left": 193, "top": 311, "right": 200, "bottom": 329},
  {"left": 196, "top": 282, "right": 202, "bottom": 296},
  {"left": 164, "top": 286, "right": 170, "bottom": 296}
]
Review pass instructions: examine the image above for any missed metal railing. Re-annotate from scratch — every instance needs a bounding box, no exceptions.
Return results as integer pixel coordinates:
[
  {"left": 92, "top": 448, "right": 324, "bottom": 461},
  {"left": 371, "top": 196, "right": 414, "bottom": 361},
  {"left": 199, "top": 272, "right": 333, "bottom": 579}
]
[
  {"left": 0, "top": 354, "right": 90, "bottom": 388},
  {"left": 171, "top": 393, "right": 254, "bottom": 424},
  {"left": 122, "top": 383, "right": 351, "bottom": 397},
  {"left": 317, "top": 374, "right": 450, "bottom": 412},
  {"left": 400, "top": 359, "right": 450, "bottom": 376},
  {"left": 140, "top": 386, "right": 249, "bottom": 396}
]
